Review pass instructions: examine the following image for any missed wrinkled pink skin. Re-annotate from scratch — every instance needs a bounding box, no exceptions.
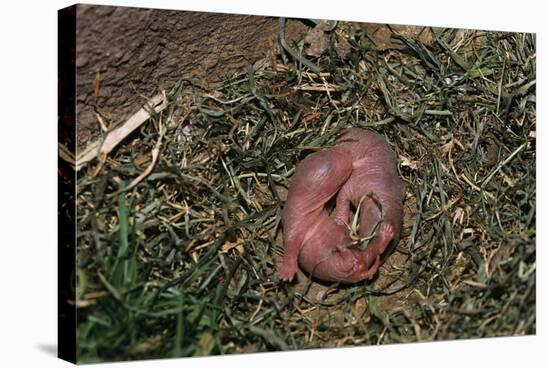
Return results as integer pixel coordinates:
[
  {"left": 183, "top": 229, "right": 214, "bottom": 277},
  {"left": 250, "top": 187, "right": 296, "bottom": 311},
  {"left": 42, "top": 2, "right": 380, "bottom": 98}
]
[
  {"left": 279, "top": 128, "right": 404, "bottom": 283},
  {"left": 278, "top": 146, "right": 352, "bottom": 282}
]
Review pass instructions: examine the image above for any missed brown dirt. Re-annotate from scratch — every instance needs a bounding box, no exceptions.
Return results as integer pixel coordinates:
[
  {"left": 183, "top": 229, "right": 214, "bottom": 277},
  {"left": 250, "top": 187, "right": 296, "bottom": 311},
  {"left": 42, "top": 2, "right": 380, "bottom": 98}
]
[
  {"left": 74, "top": 4, "right": 309, "bottom": 151},
  {"left": 359, "top": 23, "right": 434, "bottom": 49}
]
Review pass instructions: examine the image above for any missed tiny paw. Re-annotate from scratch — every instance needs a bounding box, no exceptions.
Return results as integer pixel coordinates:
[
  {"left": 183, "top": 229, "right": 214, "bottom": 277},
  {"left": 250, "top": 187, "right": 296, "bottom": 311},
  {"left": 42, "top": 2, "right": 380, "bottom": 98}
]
[
  {"left": 278, "top": 261, "right": 298, "bottom": 282},
  {"left": 379, "top": 223, "right": 395, "bottom": 241}
]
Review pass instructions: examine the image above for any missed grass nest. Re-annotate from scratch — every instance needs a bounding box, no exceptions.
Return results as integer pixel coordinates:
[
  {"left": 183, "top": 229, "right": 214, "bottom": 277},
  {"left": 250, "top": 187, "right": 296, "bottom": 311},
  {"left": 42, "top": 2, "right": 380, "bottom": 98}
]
[{"left": 75, "top": 23, "right": 535, "bottom": 363}]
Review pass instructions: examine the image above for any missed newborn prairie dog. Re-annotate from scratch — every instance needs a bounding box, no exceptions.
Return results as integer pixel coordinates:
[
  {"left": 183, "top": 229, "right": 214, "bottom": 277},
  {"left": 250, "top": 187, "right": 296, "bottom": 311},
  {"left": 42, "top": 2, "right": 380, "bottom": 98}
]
[{"left": 279, "top": 128, "right": 404, "bottom": 283}]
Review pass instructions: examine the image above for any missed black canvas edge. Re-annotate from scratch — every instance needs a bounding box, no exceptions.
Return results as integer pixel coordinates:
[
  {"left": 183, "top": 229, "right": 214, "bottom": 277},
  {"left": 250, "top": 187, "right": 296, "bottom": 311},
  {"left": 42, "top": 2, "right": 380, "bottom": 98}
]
[{"left": 58, "top": 4, "right": 77, "bottom": 364}]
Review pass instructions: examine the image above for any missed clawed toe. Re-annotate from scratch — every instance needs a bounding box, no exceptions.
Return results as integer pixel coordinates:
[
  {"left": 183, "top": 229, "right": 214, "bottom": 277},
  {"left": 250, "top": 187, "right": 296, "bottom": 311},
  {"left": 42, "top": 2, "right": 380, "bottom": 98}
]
[{"left": 278, "top": 262, "right": 297, "bottom": 282}]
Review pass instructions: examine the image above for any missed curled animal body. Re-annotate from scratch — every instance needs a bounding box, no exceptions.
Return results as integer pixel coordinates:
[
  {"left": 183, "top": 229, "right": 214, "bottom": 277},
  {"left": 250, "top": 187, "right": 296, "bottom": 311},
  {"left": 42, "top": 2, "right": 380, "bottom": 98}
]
[{"left": 278, "top": 128, "right": 404, "bottom": 283}]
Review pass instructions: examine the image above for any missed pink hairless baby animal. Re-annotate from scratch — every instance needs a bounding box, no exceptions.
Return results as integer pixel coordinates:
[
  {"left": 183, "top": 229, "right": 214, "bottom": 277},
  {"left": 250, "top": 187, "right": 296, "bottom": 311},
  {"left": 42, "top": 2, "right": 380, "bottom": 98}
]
[
  {"left": 278, "top": 146, "right": 354, "bottom": 282},
  {"left": 278, "top": 128, "right": 404, "bottom": 283}
]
